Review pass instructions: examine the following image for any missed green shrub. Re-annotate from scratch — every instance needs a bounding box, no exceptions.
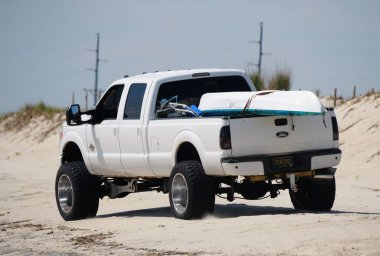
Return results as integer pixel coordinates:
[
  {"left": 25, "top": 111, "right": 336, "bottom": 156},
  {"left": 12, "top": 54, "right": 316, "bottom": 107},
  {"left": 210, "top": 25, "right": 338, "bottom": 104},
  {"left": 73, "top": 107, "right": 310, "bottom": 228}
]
[
  {"left": 314, "top": 89, "right": 321, "bottom": 97},
  {"left": 0, "top": 102, "right": 64, "bottom": 132},
  {"left": 250, "top": 72, "right": 265, "bottom": 91},
  {"left": 19, "top": 101, "right": 63, "bottom": 116},
  {"left": 268, "top": 68, "right": 292, "bottom": 91}
]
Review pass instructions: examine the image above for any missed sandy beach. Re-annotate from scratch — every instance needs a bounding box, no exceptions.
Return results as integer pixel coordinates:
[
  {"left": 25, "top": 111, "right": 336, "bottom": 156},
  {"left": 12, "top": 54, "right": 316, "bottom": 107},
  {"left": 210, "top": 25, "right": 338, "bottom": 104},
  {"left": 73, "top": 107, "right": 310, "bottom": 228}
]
[{"left": 1, "top": 93, "right": 379, "bottom": 255}]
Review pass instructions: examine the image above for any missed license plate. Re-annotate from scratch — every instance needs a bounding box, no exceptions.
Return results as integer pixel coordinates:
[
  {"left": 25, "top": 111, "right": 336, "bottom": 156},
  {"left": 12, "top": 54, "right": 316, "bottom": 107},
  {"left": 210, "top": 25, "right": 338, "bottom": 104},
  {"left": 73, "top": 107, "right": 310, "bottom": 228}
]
[{"left": 272, "top": 155, "right": 293, "bottom": 169}]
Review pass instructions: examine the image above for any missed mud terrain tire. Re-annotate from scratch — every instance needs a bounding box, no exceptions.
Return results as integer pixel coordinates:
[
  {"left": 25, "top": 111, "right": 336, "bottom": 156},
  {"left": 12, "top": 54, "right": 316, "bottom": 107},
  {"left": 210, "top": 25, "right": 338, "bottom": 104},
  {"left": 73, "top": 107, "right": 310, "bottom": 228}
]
[
  {"left": 169, "top": 161, "right": 215, "bottom": 219},
  {"left": 55, "top": 161, "right": 100, "bottom": 221},
  {"left": 289, "top": 177, "right": 336, "bottom": 211}
]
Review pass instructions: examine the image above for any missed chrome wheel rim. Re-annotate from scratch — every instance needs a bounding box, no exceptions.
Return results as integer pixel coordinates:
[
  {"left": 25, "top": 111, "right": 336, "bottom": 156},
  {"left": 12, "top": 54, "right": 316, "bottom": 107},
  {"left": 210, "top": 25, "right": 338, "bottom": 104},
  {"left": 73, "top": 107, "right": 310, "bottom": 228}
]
[
  {"left": 57, "top": 174, "right": 74, "bottom": 213},
  {"left": 171, "top": 173, "right": 188, "bottom": 215}
]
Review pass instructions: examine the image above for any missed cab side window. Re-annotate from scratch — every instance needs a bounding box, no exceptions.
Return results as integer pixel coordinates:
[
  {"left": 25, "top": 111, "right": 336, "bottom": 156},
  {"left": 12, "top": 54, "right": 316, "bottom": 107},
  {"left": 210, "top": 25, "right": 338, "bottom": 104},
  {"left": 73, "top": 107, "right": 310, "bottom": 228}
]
[
  {"left": 97, "top": 84, "right": 124, "bottom": 120},
  {"left": 124, "top": 84, "right": 147, "bottom": 119}
]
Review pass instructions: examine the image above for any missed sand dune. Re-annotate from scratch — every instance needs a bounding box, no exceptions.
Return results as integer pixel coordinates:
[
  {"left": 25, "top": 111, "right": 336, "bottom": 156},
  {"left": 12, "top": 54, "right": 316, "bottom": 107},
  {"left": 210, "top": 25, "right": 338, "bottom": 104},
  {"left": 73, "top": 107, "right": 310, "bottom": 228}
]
[
  {"left": 1, "top": 94, "right": 379, "bottom": 255},
  {"left": 321, "top": 93, "right": 380, "bottom": 185}
]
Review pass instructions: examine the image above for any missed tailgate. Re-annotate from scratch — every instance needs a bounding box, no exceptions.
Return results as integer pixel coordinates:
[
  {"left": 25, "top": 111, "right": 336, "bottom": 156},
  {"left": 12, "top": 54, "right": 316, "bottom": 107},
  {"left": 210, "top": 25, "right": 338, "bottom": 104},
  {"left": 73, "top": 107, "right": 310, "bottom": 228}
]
[{"left": 229, "top": 115, "right": 334, "bottom": 157}]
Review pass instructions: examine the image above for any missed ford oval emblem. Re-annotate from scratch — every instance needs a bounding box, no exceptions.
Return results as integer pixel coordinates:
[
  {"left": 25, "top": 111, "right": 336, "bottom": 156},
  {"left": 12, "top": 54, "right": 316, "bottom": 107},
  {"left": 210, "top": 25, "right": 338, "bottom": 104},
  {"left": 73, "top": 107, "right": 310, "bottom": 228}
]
[{"left": 276, "top": 131, "right": 289, "bottom": 138}]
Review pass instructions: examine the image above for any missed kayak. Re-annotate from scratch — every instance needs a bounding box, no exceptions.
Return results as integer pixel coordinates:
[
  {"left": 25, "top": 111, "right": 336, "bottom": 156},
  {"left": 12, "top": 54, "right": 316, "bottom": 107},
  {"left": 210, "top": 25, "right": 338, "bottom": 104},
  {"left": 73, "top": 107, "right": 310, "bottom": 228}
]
[{"left": 197, "top": 90, "right": 323, "bottom": 116}]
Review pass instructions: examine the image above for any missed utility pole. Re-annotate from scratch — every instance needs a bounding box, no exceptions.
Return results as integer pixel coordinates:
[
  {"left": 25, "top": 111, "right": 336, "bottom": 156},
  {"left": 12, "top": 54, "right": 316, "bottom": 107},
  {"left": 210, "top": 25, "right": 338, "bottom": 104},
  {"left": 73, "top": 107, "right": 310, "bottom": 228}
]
[
  {"left": 258, "top": 22, "right": 263, "bottom": 76},
  {"left": 87, "top": 33, "right": 101, "bottom": 106},
  {"left": 84, "top": 89, "right": 89, "bottom": 111},
  {"left": 98, "top": 89, "right": 103, "bottom": 100},
  {"left": 94, "top": 33, "right": 99, "bottom": 106},
  {"left": 249, "top": 22, "right": 270, "bottom": 77}
]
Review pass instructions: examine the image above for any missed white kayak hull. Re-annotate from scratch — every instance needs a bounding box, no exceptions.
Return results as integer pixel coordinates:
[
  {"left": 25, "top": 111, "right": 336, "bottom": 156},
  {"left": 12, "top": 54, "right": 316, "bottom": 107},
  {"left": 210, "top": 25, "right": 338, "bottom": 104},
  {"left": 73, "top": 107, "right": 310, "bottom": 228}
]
[{"left": 197, "top": 90, "right": 323, "bottom": 116}]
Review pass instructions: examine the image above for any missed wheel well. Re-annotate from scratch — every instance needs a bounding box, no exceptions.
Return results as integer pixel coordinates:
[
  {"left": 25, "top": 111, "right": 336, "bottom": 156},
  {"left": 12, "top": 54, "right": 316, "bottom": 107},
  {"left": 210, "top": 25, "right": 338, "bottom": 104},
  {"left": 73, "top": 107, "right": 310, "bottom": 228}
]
[
  {"left": 62, "top": 142, "right": 84, "bottom": 164},
  {"left": 176, "top": 142, "right": 201, "bottom": 164}
]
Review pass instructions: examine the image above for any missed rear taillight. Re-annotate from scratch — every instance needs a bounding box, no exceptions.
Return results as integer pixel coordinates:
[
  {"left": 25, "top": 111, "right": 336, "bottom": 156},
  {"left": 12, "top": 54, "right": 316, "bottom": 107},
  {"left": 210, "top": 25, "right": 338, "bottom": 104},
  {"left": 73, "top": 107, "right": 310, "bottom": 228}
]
[
  {"left": 220, "top": 126, "right": 231, "bottom": 150},
  {"left": 331, "top": 116, "right": 339, "bottom": 141}
]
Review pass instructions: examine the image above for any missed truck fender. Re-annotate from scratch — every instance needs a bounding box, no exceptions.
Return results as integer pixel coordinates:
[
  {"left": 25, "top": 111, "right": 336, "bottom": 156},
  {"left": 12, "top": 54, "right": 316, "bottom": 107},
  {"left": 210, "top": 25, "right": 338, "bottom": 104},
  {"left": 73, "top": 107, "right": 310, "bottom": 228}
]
[
  {"left": 171, "top": 130, "right": 206, "bottom": 167},
  {"left": 60, "top": 131, "right": 94, "bottom": 174}
]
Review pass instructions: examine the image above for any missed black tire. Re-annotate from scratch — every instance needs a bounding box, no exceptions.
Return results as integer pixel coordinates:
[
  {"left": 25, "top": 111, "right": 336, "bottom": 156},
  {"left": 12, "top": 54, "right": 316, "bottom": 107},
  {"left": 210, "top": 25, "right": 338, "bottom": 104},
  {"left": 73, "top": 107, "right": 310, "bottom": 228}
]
[
  {"left": 55, "top": 161, "right": 100, "bottom": 221},
  {"left": 169, "top": 161, "right": 215, "bottom": 219},
  {"left": 289, "top": 177, "right": 336, "bottom": 211}
]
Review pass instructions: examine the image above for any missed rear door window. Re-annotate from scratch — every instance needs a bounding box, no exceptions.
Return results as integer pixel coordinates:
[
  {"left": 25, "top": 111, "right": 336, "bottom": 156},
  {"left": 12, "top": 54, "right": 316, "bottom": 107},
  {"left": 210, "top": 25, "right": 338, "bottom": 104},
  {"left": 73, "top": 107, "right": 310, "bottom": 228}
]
[{"left": 124, "top": 83, "right": 147, "bottom": 119}]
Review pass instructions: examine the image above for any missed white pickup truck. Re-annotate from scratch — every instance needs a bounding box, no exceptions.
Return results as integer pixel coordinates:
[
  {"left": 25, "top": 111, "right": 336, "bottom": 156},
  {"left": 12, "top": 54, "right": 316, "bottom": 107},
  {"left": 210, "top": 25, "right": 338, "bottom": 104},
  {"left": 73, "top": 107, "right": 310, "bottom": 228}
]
[{"left": 55, "top": 69, "right": 341, "bottom": 220}]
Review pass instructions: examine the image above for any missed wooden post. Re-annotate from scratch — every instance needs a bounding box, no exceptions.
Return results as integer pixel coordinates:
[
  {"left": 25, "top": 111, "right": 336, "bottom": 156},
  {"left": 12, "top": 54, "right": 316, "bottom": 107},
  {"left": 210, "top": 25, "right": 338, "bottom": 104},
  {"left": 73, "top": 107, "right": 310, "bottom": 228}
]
[
  {"left": 333, "top": 88, "right": 337, "bottom": 107},
  {"left": 353, "top": 85, "right": 356, "bottom": 99}
]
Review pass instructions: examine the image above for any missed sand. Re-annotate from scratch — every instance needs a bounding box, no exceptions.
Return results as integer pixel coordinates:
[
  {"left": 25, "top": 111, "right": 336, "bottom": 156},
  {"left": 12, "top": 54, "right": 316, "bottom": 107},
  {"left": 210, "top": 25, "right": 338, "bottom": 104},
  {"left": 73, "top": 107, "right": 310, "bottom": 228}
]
[{"left": 0, "top": 94, "right": 379, "bottom": 255}]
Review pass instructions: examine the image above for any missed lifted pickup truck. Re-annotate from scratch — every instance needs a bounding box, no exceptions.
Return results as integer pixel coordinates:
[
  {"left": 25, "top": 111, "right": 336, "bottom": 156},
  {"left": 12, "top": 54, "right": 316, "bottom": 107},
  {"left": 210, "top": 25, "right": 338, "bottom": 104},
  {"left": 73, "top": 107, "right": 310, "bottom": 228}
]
[{"left": 56, "top": 69, "right": 341, "bottom": 220}]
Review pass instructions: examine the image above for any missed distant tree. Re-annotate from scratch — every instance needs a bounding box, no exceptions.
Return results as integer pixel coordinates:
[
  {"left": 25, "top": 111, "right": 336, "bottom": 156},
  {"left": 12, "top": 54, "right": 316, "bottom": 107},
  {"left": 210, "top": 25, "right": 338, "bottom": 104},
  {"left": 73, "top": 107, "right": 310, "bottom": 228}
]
[{"left": 250, "top": 72, "right": 265, "bottom": 91}]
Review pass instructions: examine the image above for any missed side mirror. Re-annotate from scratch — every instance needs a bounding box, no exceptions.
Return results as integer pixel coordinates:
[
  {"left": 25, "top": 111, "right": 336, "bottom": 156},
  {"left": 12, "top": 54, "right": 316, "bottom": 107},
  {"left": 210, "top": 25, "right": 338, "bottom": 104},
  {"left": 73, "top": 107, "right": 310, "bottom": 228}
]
[{"left": 66, "top": 104, "right": 82, "bottom": 125}]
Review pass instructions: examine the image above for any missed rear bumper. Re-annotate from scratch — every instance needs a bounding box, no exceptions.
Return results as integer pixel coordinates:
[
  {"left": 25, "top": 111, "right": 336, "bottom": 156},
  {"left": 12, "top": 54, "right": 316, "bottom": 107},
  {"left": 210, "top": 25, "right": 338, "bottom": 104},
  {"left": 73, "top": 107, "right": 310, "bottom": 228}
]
[{"left": 221, "top": 148, "right": 342, "bottom": 176}]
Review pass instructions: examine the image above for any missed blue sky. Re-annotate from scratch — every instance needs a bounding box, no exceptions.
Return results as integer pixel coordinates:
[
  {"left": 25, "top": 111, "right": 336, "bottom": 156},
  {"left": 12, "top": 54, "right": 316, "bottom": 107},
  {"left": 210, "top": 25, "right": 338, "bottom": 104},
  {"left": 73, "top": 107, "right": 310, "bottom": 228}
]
[{"left": 0, "top": 0, "right": 379, "bottom": 114}]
